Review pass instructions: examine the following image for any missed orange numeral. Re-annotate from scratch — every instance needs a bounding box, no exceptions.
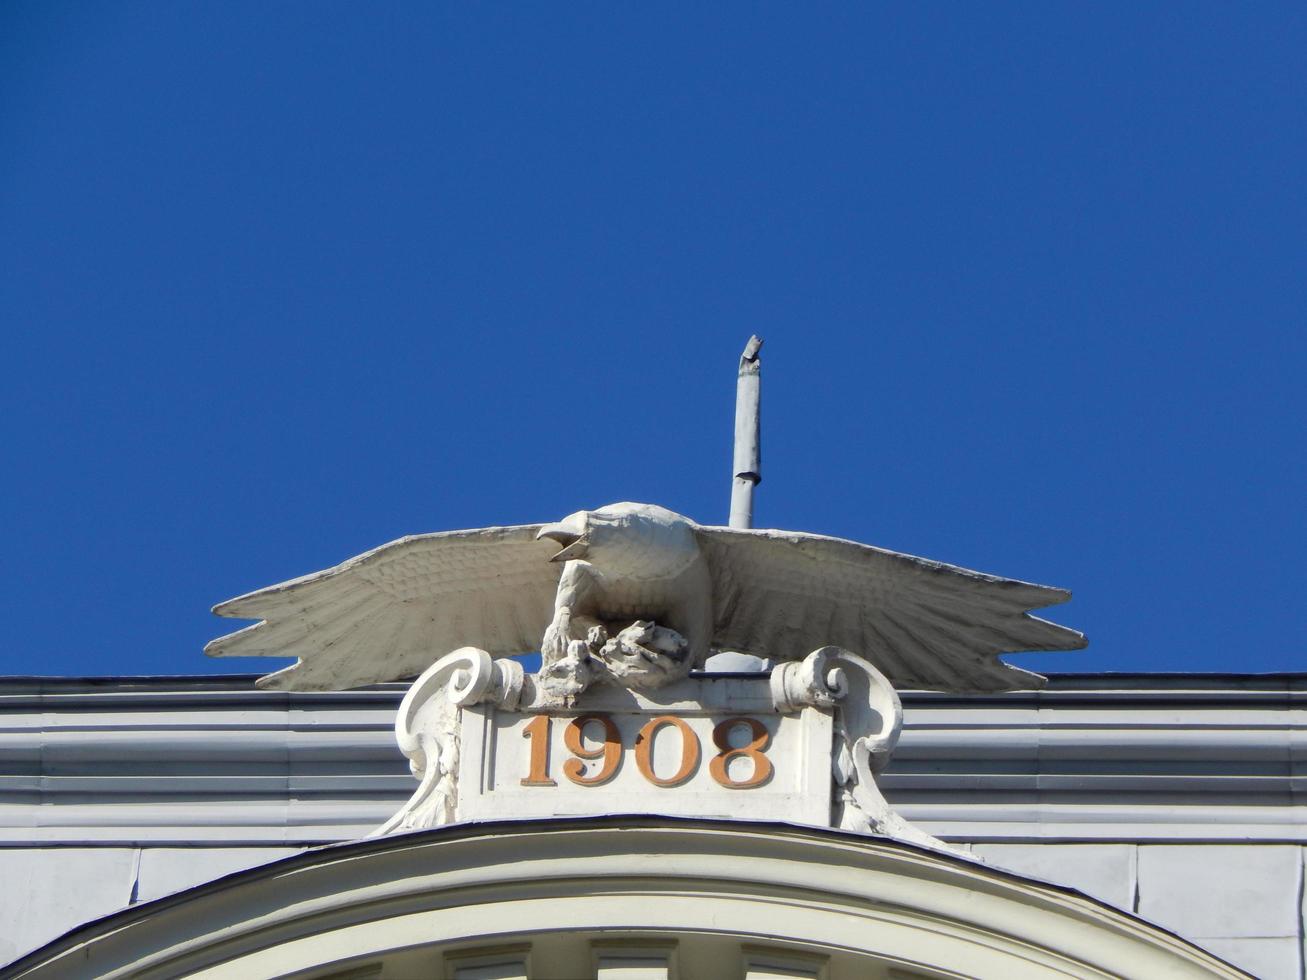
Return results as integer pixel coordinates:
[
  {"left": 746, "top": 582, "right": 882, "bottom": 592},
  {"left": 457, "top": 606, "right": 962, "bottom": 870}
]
[
  {"left": 522, "top": 713, "right": 772, "bottom": 790},
  {"left": 563, "top": 714, "right": 622, "bottom": 786},
  {"left": 520, "top": 713, "right": 557, "bottom": 786},
  {"left": 634, "top": 715, "right": 701, "bottom": 787},
  {"left": 709, "top": 717, "right": 773, "bottom": 789}
]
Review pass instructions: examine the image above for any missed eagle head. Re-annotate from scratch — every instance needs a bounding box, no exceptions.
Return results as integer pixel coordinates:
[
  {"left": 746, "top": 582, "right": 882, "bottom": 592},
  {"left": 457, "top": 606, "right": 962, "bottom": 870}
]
[{"left": 535, "top": 502, "right": 700, "bottom": 580}]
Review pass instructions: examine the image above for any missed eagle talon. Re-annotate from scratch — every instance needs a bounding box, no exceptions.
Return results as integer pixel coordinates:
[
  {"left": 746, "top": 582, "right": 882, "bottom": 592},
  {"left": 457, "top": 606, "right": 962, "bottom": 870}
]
[
  {"left": 539, "top": 638, "right": 594, "bottom": 698},
  {"left": 541, "top": 607, "right": 581, "bottom": 667}
]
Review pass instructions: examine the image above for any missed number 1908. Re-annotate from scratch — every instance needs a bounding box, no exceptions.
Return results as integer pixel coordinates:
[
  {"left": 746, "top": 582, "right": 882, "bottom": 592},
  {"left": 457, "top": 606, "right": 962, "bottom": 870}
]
[{"left": 520, "top": 713, "right": 773, "bottom": 790}]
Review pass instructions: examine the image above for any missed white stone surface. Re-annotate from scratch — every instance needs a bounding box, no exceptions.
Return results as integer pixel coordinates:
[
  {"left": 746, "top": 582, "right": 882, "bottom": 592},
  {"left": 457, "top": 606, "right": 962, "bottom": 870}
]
[
  {"left": 134, "top": 846, "right": 301, "bottom": 903},
  {"left": 1136, "top": 844, "right": 1302, "bottom": 940},
  {"left": 0, "top": 848, "right": 136, "bottom": 963},
  {"left": 1198, "top": 938, "right": 1300, "bottom": 980},
  {"left": 969, "top": 844, "right": 1134, "bottom": 911},
  {"left": 207, "top": 502, "right": 1082, "bottom": 694}
]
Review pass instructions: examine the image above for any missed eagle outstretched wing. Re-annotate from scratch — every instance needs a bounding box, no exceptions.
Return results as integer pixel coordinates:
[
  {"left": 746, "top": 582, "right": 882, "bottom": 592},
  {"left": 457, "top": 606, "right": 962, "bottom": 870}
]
[
  {"left": 205, "top": 525, "right": 561, "bottom": 691},
  {"left": 695, "top": 525, "right": 1086, "bottom": 692}
]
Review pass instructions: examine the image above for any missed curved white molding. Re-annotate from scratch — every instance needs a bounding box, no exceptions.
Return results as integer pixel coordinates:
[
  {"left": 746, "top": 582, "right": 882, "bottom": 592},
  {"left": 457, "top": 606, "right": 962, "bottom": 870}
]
[{"left": 3, "top": 818, "right": 1246, "bottom": 980}]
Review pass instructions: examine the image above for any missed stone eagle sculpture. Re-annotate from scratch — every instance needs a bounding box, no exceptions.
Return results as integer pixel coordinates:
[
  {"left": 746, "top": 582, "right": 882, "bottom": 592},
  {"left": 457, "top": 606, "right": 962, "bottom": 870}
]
[{"left": 206, "top": 502, "right": 1085, "bottom": 695}]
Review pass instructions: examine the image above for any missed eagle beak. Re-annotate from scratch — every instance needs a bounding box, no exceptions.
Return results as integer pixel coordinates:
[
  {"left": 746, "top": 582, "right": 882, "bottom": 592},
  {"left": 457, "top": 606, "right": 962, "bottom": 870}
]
[{"left": 537, "top": 520, "right": 589, "bottom": 562}]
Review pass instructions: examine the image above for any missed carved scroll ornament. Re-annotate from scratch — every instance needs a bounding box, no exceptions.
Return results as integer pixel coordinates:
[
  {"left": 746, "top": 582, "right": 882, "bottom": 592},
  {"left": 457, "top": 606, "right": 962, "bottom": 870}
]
[
  {"left": 374, "top": 649, "right": 523, "bottom": 835},
  {"left": 377, "top": 646, "right": 951, "bottom": 853}
]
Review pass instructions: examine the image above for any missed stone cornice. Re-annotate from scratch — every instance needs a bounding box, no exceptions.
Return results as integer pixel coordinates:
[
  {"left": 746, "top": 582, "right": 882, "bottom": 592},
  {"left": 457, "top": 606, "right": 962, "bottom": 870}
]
[{"left": 3, "top": 674, "right": 1304, "bottom": 845}]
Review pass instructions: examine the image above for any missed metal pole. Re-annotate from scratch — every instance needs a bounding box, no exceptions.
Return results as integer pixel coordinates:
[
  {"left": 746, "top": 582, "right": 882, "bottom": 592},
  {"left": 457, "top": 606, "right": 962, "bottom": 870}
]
[{"left": 729, "top": 335, "right": 763, "bottom": 528}]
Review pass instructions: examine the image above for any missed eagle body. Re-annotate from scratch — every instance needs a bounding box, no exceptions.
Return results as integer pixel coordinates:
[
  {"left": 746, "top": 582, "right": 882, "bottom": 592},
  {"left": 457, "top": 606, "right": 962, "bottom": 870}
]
[
  {"left": 537, "top": 503, "right": 715, "bottom": 668},
  {"left": 206, "top": 502, "right": 1086, "bottom": 693}
]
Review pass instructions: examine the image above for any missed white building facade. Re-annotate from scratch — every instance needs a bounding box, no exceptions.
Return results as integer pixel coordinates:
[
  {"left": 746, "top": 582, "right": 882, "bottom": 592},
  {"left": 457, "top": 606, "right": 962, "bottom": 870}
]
[{"left": 2, "top": 672, "right": 1302, "bottom": 978}]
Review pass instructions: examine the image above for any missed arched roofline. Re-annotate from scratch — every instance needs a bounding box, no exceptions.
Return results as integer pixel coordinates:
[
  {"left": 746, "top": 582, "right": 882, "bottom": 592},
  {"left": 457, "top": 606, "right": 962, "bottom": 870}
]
[{"left": 4, "top": 816, "right": 1246, "bottom": 979}]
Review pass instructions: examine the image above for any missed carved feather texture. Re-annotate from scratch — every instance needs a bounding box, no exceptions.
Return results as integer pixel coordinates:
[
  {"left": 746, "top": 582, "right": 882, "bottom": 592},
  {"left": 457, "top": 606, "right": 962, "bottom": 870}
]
[
  {"left": 696, "top": 526, "right": 1085, "bottom": 693},
  {"left": 206, "top": 525, "right": 560, "bottom": 691},
  {"left": 207, "top": 506, "right": 1085, "bottom": 693}
]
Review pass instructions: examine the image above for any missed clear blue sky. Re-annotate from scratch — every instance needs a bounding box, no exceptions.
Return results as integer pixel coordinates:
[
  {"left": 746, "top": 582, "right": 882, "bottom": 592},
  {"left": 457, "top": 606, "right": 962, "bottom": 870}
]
[{"left": 2, "top": 4, "right": 1303, "bottom": 680}]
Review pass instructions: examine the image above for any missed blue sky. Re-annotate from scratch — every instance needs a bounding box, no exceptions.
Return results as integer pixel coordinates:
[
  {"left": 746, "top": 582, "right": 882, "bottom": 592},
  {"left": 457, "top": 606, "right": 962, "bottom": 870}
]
[{"left": 1, "top": 4, "right": 1303, "bottom": 680}]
